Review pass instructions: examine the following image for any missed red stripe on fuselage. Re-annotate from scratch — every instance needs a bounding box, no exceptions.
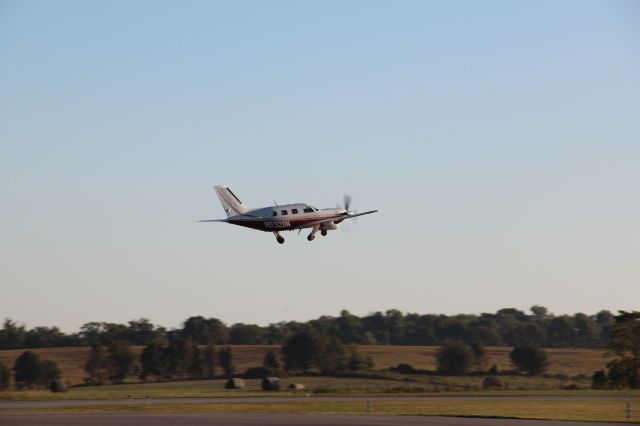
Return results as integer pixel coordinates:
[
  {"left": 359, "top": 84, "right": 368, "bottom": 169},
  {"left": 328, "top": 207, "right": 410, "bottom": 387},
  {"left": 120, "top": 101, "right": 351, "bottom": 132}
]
[{"left": 227, "top": 215, "right": 341, "bottom": 232}]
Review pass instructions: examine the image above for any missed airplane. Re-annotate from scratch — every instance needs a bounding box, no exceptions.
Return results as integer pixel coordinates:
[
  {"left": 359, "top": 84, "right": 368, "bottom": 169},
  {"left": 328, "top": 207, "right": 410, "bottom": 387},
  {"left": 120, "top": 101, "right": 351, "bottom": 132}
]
[{"left": 199, "top": 185, "right": 378, "bottom": 244}]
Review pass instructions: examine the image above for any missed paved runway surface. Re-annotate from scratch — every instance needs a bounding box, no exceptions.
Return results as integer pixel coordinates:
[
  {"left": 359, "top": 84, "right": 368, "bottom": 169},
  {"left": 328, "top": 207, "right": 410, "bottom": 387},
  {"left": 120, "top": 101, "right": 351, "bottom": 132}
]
[
  {"left": 1, "top": 395, "right": 638, "bottom": 410},
  {"left": 0, "top": 413, "right": 625, "bottom": 426}
]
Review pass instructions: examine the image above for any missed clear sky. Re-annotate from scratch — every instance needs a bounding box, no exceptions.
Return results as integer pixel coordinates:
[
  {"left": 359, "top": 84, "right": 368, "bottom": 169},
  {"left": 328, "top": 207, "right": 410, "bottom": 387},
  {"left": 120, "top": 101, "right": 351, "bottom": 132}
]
[{"left": 1, "top": 1, "right": 639, "bottom": 332}]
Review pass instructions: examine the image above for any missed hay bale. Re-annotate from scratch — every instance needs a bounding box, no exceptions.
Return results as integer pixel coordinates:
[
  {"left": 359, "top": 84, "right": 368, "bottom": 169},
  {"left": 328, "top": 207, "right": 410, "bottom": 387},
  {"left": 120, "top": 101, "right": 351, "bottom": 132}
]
[
  {"left": 50, "top": 380, "right": 68, "bottom": 393},
  {"left": 225, "top": 378, "right": 245, "bottom": 389},
  {"left": 261, "top": 377, "right": 281, "bottom": 391},
  {"left": 482, "top": 376, "right": 502, "bottom": 390},
  {"left": 287, "top": 383, "right": 305, "bottom": 390}
]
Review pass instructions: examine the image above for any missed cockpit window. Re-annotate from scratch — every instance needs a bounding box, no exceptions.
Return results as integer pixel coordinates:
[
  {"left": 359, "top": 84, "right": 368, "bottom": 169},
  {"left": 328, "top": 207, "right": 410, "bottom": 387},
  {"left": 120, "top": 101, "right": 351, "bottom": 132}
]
[
  {"left": 281, "top": 210, "right": 288, "bottom": 216},
  {"left": 292, "top": 208, "right": 298, "bottom": 214},
  {"left": 303, "top": 206, "right": 314, "bottom": 213},
  {"left": 272, "top": 211, "right": 277, "bottom": 216}
]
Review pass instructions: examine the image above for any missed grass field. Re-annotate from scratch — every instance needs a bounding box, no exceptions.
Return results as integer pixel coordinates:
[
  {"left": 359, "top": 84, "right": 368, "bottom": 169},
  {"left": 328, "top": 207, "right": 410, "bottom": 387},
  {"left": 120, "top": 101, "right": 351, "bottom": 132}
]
[
  {"left": 0, "top": 345, "right": 610, "bottom": 386},
  {"left": 5, "top": 399, "right": 640, "bottom": 422},
  {"left": 2, "top": 376, "right": 638, "bottom": 401}
]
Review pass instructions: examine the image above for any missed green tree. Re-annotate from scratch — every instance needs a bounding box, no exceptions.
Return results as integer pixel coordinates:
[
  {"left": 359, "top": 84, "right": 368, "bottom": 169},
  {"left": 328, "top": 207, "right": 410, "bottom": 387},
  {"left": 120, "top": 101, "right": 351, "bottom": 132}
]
[
  {"left": 347, "top": 346, "right": 374, "bottom": 371},
  {"left": 165, "top": 338, "right": 195, "bottom": 379},
  {"left": 182, "top": 316, "right": 229, "bottom": 344},
  {"left": 203, "top": 344, "right": 216, "bottom": 379},
  {"left": 84, "top": 343, "right": 108, "bottom": 385},
  {"left": 436, "top": 340, "right": 475, "bottom": 375},
  {"left": 126, "top": 319, "right": 163, "bottom": 345},
  {"left": 13, "top": 351, "right": 41, "bottom": 388},
  {"left": 530, "top": 305, "right": 550, "bottom": 318},
  {"left": 189, "top": 345, "right": 206, "bottom": 379},
  {"left": 317, "top": 337, "right": 348, "bottom": 374},
  {"left": 263, "top": 349, "right": 280, "bottom": 370},
  {"left": 470, "top": 342, "right": 488, "bottom": 371},
  {"left": 607, "top": 310, "right": 640, "bottom": 388},
  {"left": 229, "top": 324, "right": 265, "bottom": 344},
  {"left": 139, "top": 343, "right": 167, "bottom": 381},
  {"left": 0, "top": 362, "right": 10, "bottom": 390},
  {"left": 218, "top": 346, "right": 235, "bottom": 378},
  {"left": 510, "top": 346, "right": 550, "bottom": 375},
  {"left": 105, "top": 341, "right": 136, "bottom": 383},
  {"left": 0, "top": 319, "right": 26, "bottom": 349},
  {"left": 591, "top": 370, "right": 608, "bottom": 389},
  {"left": 38, "top": 360, "right": 61, "bottom": 386},
  {"left": 282, "top": 331, "right": 323, "bottom": 373}
]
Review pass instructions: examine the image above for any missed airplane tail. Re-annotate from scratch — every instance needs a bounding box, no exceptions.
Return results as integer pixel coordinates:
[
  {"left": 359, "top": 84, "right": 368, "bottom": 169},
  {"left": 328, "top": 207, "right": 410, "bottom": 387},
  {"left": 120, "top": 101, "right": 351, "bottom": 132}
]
[{"left": 214, "top": 185, "right": 249, "bottom": 217}]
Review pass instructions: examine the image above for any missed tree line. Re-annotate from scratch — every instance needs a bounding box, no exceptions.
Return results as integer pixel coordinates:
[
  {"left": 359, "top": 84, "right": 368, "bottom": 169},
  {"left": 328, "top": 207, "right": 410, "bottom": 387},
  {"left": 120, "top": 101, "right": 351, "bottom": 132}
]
[
  {"left": 1, "top": 311, "right": 638, "bottom": 390},
  {"left": 0, "top": 306, "right": 614, "bottom": 350}
]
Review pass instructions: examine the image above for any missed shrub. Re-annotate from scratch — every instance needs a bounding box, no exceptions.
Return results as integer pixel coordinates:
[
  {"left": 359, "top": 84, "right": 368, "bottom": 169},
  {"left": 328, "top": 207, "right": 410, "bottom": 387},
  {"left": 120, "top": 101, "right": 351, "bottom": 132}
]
[
  {"left": 13, "top": 351, "right": 41, "bottom": 388},
  {"left": 591, "top": 370, "right": 608, "bottom": 389},
  {"left": 510, "top": 346, "right": 549, "bottom": 375},
  {"left": 482, "top": 376, "right": 503, "bottom": 390},
  {"left": 0, "top": 362, "right": 9, "bottom": 390},
  {"left": 391, "top": 363, "right": 417, "bottom": 374},
  {"left": 261, "top": 377, "right": 281, "bottom": 391},
  {"left": 38, "top": 360, "right": 61, "bottom": 386},
  {"left": 436, "top": 340, "right": 475, "bottom": 374}
]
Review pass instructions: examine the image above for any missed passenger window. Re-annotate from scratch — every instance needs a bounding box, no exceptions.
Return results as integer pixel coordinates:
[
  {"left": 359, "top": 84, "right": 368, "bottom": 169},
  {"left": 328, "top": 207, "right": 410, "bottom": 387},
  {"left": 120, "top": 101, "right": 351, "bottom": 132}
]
[
  {"left": 303, "top": 207, "right": 314, "bottom": 213},
  {"left": 272, "top": 211, "right": 277, "bottom": 216},
  {"left": 281, "top": 210, "right": 288, "bottom": 216},
  {"left": 292, "top": 209, "right": 298, "bottom": 214}
]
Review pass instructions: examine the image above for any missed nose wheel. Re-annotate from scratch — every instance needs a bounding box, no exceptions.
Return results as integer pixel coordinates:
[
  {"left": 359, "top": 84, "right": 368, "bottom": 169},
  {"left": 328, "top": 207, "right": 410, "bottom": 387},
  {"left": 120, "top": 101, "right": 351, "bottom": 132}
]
[
  {"left": 321, "top": 230, "right": 327, "bottom": 236},
  {"left": 274, "top": 232, "right": 285, "bottom": 244},
  {"left": 307, "top": 235, "right": 315, "bottom": 241}
]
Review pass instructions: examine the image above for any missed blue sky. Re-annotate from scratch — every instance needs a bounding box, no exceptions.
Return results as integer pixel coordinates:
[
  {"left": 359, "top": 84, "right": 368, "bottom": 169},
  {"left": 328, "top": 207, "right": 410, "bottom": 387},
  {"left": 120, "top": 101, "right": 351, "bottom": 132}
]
[{"left": 1, "top": 1, "right": 639, "bottom": 331}]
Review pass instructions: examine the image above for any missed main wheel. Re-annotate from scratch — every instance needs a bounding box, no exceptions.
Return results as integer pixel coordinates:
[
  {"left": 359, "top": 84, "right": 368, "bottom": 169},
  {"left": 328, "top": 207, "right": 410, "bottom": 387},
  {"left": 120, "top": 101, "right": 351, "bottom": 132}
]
[
  {"left": 321, "top": 230, "right": 327, "bottom": 236},
  {"left": 277, "top": 236, "right": 285, "bottom": 244},
  {"left": 307, "top": 235, "right": 315, "bottom": 241}
]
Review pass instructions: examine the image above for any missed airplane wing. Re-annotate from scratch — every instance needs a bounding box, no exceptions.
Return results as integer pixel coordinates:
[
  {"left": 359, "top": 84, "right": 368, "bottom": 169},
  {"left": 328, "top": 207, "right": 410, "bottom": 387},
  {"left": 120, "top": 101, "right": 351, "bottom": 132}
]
[
  {"left": 290, "top": 210, "right": 378, "bottom": 229},
  {"left": 340, "top": 210, "right": 378, "bottom": 220},
  {"left": 197, "top": 219, "right": 229, "bottom": 222}
]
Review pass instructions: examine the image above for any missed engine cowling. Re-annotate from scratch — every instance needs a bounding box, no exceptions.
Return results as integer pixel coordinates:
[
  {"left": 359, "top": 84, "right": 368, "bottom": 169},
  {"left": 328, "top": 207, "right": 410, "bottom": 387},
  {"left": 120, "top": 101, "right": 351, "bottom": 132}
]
[{"left": 320, "top": 221, "right": 339, "bottom": 231}]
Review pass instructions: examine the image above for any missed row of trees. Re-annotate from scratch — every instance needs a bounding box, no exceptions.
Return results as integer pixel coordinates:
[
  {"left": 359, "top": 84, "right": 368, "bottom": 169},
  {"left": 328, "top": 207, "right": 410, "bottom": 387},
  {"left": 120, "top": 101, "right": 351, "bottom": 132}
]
[
  {"left": 0, "top": 306, "right": 615, "bottom": 350},
  {"left": 82, "top": 331, "right": 374, "bottom": 385},
  {"left": 83, "top": 339, "right": 237, "bottom": 384}
]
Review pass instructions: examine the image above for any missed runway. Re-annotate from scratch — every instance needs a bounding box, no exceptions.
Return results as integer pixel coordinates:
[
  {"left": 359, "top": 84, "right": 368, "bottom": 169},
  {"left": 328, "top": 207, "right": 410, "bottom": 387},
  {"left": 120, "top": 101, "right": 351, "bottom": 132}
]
[{"left": 0, "top": 413, "right": 625, "bottom": 426}]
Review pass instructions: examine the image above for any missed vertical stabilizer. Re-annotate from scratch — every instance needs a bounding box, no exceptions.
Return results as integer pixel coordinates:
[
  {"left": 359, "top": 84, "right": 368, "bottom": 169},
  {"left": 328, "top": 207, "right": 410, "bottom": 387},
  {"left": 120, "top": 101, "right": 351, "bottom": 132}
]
[{"left": 214, "top": 185, "right": 249, "bottom": 217}]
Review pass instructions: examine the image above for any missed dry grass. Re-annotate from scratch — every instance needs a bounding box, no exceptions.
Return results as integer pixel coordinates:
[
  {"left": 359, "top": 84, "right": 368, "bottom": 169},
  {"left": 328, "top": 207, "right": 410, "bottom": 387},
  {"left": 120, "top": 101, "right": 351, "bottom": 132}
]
[
  {"left": 0, "top": 345, "right": 610, "bottom": 387},
  {"left": 0, "top": 375, "right": 637, "bottom": 401},
  {"left": 358, "top": 346, "right": 610, "bottom": 376}
]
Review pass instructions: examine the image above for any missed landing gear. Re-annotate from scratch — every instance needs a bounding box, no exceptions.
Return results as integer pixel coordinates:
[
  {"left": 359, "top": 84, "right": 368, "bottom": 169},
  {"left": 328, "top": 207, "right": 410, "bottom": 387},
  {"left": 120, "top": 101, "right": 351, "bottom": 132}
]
[
  {"left": 321, "top": 229, "right": 327, "bottom": 236},
  {"left": 307, "top": 225, "right": 320, "bottom": 242},
  {"left": 274, "top": 232, "right": 285, "bottom": 244}
]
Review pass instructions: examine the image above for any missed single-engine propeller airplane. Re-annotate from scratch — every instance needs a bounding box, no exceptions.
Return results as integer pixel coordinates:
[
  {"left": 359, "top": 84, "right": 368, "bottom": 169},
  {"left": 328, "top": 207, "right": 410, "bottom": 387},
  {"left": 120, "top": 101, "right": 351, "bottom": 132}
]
[{"left": 199, "top": 185, "right": 378, "bottom": 244}]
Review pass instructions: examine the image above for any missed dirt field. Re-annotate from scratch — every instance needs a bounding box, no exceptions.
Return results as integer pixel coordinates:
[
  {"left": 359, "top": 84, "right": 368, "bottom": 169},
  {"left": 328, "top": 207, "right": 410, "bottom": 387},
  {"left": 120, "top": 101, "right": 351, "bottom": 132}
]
[{"left": 0, "top": 345, "right": 610, "bottom": 386}]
